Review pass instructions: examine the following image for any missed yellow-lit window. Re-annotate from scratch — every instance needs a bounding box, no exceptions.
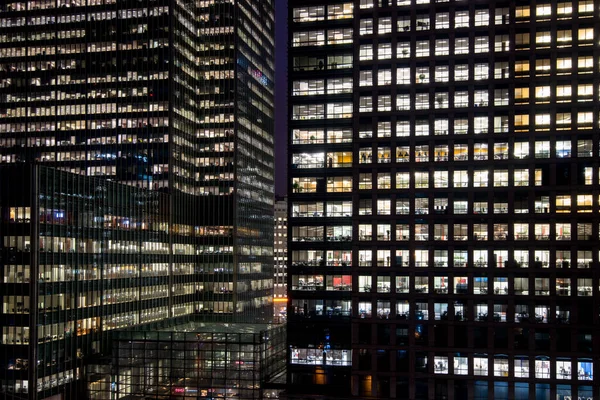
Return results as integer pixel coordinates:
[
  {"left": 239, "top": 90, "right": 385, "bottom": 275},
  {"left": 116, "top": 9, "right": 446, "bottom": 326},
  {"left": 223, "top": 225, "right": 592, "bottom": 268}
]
[
  {"left": 577, "top": 84, "right": 593, "bottom": 99},
  {"left": 515, "top": 6, "right": 530, "bottom": 19},
  {"left": 556, "top": 2, "right": 573, "bottom": 17},
  {"left": 578, "top": 56, "right": 593, "bottom": 70},
  {"left": 327, "top": 177, "right": 352, "bottom": 192},
  {"left": 578, "top": 1, "right": 594, "bottom": 14},
  {"left": 556, "top": 113, "right": 571, "bottom": 126},
  {"left": 577, "top": 195, "right": 593, "bottom": 213},
  {"left": 535, "top": 32, "right": 551, "bottom": 45},
  {"left": 515, "top": 33, "right": 530, "bottom": 48},
  {"left": 577, "top": 112, "right": 593, "bottom": 127},
  {"left": 556, "top": 195, "right": 571, "bottom": 213},
  {"left": 556, "top": 85, "right": 571, "bottom": 101},
  {"left": 535, "top": 114, "right": 551, "bottom": 126},
  {"left": 514, "top": 61, "right": 530, "bottom": 76},
  {"left": 515, "top": 87, "right": 529, "bottom": 102},
  {"left": 578, "top": 28, "right": 594, "bottom": 42},
  {"left": 534, "top": 169, "right": 542, "bottom": 186},
  {"left": 556, "top": 57, "right": 572, "bottom": 72},
  {"left": 514, "top": 114, "right": 529, "bottom": 127},
  {"left": 535, "top": 59, "right": 551, "bottom": 72},
  {"left": 396, "top": 172, "right": 410, "bottom": 189},
  {"left": 583, "top": 167, "right": 592, "bottom": 185},
  {"left": 535, "top": 86, "right": 551, "bottom": 100},
  {"left": 536, "top": 4, "right": 552, "bottom": 19},
  {"left": 556, "top": 30, "right": 572, "bottom": 43}
]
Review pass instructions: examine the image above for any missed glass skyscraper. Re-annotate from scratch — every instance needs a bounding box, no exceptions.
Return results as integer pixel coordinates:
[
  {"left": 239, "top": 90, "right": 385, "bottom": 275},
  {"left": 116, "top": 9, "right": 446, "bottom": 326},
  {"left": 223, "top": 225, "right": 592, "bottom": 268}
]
[
  {"left": 0, "top": 0, "right": 275, "bottom": 398},
  {"left": 287, "top": 1, "right": 598, "bottom": 399}
]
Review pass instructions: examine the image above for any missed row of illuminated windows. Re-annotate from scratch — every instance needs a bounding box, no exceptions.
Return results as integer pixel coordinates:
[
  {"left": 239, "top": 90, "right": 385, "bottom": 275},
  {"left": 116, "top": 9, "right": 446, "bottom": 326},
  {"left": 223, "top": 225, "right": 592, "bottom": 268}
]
[
  {"left": 3, "top": 284, "right": 173, "bottom": 314},
  {"left": 359, "top": 352, "right": 593, "bottom": 381},
  {"left": 293, "top": 140, "right": 593, "bottom": 165},
  {"left": 292, "top": 195, "right": 592, "bottom": 219},
  {"left": 357, "top": 65, "right": 595, "bottom": 88},
  {"left": 429, "top": 356, "right": 592, "bottom": 381},
  {"left": 516, "top": 2, "right": 595, "bottom": 20},
  {"left": 357, "top": 94, "right": 597, "bottom": 118},
  {"left": 0, "top": 39, "right": 167, "bottom": 59},
  {"left": 0, "top": 134, "right": 168, "bottom": 148},
  {"left": 2, "top": 0, "right": 120, "bottom": 12},
  {"left": 0, "top": 71, "right": 168, "bottom": 89},
  {"left": 360, "top": 37, "right": 492, "bottom": 60},
  {"left": 290, "top": 348, "right": 352, "bottom": 366},
  {"left": 358, "top": 0, "right": 595, "bottom": 14},
  {"left": 515, "top": 85, "right": 595, "bottom": 103},
  {"left": 291, "top": 118, "right": 507, "bottom": 142},
  {"left": 292, "top": 29, "right": 353, "bottom": 47},
  {"left": 515, "top": 29, "right": 594, "bottom": 49},
  {"left": 365, "top": 92, "right": 497, "bottom": 111},
  {"left": 360, "top": 10, "right": 499, "bottom": 35},
  {"left": 292, "top": 169, "right": 544, "bottom": 192},
  {"left": 291, "top": 103, "right": 352, "bottom": 120},
  {"left": 292, "top": 221, "right": 597, "bottom": 243},
  {"left": 0, "top": 117, "right": 169, "bottom": 132},
  {"left": 292, "top": 3, "right": 353, "bottom": 22},
  {"left": 361, "top": 64, "right": 507, "bottom": 85},
  {"left": 0, "top": 6, "right": 168, "bottom": 23},
  {"left": 3, "top": 235, "right": 225, "bottom": 254},
  {"left": 359, "top": 275, "right": 593, "bottom": 296},
  {"left": 292, "top": 78, "right": 353, "bottom": 96},
  {"left": 0, "top": 103, "right": 168, "bottom": 118},
  {"left": 290, "top": 249, "right": 595, "bottom": 269},
  {"left": 291, "top": 274, "right": 596, "bottom": 299},
  {"left": 359, "top": 301, "right": 579, "bottom": 327},
  {"left": 292, "top": 119, "right": 600, "bottom": 142},
  {"left": 292, "top": 54, "right": 353, "bottom": 71}
]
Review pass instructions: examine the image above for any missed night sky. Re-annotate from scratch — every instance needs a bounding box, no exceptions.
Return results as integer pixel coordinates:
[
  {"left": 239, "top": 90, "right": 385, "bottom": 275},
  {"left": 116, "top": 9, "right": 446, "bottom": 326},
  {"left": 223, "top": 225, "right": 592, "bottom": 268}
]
[{"left": 274, "top": 0, "right": 288, "bottom": 196}]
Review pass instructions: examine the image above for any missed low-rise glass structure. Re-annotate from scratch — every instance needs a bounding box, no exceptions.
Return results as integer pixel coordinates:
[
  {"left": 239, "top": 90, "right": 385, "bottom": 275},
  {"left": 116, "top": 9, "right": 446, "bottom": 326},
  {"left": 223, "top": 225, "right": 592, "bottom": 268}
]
[{"left": 88, "top": 321, "right": 286, "bottom": 400}]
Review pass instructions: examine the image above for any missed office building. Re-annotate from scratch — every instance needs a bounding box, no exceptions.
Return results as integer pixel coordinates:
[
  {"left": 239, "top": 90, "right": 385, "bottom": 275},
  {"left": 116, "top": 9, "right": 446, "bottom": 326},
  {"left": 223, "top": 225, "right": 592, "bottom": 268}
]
[
  {"left": 274, "top": 196, "right": 288, "bottom": 318},
  {"left": 287, "top": 1, "right": 598, "bottom": 399},
  {"left": 0, "top": 0, "right": 275, "bottom": 398}
]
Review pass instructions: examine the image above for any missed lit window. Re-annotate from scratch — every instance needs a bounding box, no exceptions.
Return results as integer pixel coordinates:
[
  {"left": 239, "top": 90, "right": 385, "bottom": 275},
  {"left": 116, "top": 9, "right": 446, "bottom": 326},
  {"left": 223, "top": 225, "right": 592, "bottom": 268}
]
[
  {"left": 397, "top": 67, "right": 411, "bottom": 85},
  {"left": 378, "top": 43, "right": 392, "bottom": 59},
  {"left": 577, "top": 112, "right": 593, "bottom": 126},
  {"left": 377, "top": 174, "right": 391, "bottom": 190},
  {"left": 435, "top": 39, "right": 449, "bottom": 56},
  {"left": 396, "top": 172, "right": 410, "bottom": 189},
  {"left": 359, "top": 70, "right": 373, "bottom": 87},
  {"left": 455, "top": 11, "right": 469, "bottom": 28},
  {"left": 397, "top": 42, "right": 410, "bottom": 58},
  {"left": 434, "top": 171, "right": 448, "bottom": 188},
  {"left": 359, "top": 19, "right": 373, "bottom": 35},
  {"left": 435, "top": 13, "right": 449, "bottom": 29},
  {"left": 415, "top": 171, "right": 429, "bottom": 188},
  {"left": 494, "top": 170, "right": 508, "bottom": 187},
  {"left": 358, "top": 173, "right": 372, "bottom": 190},
  {"left": 359, "top": 44, "right": 373, "bottom": 60},
  {"left": 377, "top": 69, "right": 392, "bottom": 85},
  {"left": 455, "top": 37, "right": 469, "bottom": 54},
  {"left": 415, "top": 41, "right": 430, "bottom": 57},
  {"left": 359, "top": 96, "right": 372, "bottom": 112},
  {"left": 396, "top": 94, "right": 411, "bottom": 111},
  {"left": 578, "top": 28, "right": 594, "bottom": 42},
  {"left": 455, "top": 65, "right": 469, "bottom": 81},
  {"left": 454, "top": 171, "right": 468, "bottom": 188},
  {"left": 474, "top": 10, "right": 489, "bottom": 26},
  {"left": 474, "top": 36, "right": 489, "bottom": 53},
  {"left": 535, "top": 114, "right": 551, "bottom": 126},
  {"left": 378, "top": 17, "right": 392, "bottom": 34},
  {"left": 535, "top": 31, "right": 552, "bottom": 45}
]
